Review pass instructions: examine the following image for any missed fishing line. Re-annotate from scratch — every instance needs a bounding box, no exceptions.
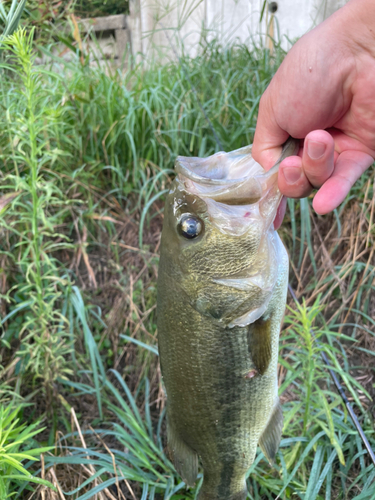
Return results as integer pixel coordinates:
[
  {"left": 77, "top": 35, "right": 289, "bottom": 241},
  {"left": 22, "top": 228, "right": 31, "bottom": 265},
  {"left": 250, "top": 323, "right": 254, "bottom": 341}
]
[{"left": 288, "top": 284, "right": 375, "bottom": 467}]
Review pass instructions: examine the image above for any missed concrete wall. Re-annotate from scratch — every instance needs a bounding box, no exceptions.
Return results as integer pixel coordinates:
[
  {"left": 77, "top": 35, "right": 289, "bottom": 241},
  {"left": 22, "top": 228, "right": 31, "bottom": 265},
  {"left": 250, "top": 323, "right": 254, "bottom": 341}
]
[
  {"left": 128, "top": 0, "right": 350, "bottom": 62},
  {"left": 39, "top": 1, "right": 349, "bottom": 68}
]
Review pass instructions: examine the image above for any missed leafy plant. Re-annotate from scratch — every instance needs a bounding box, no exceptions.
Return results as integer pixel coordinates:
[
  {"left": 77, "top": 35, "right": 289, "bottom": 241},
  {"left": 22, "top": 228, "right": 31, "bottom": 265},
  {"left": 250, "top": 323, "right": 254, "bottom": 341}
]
[
  {"left": 0, "top": 403, "right": 54, "bottom": 498},
  {"left": 0, "top": 28, "right": 75, "bottom": 392},
  {"left": 0, "top": 0, "right": 27, "bottom": 43}
]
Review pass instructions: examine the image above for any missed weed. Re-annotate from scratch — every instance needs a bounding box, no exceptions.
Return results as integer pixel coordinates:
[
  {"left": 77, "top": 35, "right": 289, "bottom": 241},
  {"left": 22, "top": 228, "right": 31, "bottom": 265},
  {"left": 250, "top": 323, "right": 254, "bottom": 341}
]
[
  {"left": 0, "top": 402, "right": 54, "bottom": 498},
  {"left": 0, "top": 28, "right": 75, "bottom": 395}
]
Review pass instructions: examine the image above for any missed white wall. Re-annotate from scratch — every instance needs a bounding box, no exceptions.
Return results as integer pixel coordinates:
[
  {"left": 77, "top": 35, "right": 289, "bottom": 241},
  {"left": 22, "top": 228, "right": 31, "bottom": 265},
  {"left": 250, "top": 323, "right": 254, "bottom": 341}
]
[{"left": 129, "top": 0, "right": 350, "bottom": 61}]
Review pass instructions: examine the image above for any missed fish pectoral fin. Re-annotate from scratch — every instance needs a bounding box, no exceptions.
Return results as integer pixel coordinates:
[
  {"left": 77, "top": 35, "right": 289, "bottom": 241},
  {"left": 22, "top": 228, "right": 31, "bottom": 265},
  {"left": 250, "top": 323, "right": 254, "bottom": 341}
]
[
  {"left": 258, "top": 400, "right": 283, "bottom": 465},
  {"left": 167, "top": 421, "right": 198, "bottom": 486},
  {"left": 247, "top": 315, "right": 272, "bottom": 375}
]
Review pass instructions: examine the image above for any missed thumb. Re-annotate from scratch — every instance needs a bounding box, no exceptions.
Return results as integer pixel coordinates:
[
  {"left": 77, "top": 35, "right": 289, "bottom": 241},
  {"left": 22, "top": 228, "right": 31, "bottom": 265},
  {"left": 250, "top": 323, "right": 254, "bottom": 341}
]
[{"left": 252, "top": 91, "right": 291, "bottom": 171}]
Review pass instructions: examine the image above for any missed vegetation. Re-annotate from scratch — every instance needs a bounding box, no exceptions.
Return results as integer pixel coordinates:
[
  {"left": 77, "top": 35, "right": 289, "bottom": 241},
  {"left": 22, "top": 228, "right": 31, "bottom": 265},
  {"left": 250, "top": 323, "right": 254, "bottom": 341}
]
[
  {"left": 0, "top": 404, "right": 54, "bottom": 497},
  {"left": 1, "top": 0, "right": 129, "bottom": 45},
  {"left": 73, "top": 0, "right": 129, "bottom": 18},
  {"left": 0, "top": 1, "right": 373, "bottom": 498}
]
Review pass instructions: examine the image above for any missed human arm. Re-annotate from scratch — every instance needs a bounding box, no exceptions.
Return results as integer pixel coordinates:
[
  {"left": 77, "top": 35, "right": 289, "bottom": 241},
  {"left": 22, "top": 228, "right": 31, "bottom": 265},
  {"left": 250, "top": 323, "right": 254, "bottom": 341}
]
[{"left": 252, "top": 0, "right": 375, "bottom": 226}]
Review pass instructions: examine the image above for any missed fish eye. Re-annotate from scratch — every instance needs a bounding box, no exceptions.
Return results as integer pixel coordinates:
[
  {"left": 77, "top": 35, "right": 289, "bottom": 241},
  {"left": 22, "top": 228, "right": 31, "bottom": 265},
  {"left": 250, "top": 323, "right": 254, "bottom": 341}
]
[{"left": 178, "top": 214, "right": 203, "bottom": 239}]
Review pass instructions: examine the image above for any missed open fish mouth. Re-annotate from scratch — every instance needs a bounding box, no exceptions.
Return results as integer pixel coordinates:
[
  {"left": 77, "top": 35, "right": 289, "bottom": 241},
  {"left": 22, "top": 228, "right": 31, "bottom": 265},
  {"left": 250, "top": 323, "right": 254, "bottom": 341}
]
[
  {"left": 176, "top": 145, "right": 269, "bottom": 203},
  {"left": 175, "top": 145, "right": 282, "bottom": 236}
]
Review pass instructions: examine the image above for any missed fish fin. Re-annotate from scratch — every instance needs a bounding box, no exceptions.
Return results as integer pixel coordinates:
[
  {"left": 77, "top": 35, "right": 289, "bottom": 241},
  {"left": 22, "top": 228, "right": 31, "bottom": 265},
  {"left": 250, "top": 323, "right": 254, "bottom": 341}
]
[
  {"left": 258, "top": 400, "right": 283, "bottom": 465},
  {"left": 167, "top": 420, "right": 198, "bottom": 486},
  {"left": 247, "top": 315, "right": 272, "bottom": 375}
]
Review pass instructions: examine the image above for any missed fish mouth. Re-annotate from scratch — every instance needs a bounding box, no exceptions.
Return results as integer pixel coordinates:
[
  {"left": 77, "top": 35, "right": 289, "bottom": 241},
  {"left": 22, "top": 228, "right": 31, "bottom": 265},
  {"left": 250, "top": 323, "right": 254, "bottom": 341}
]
[
  {"left": 175, "top": 145, "right": 268, "bottom": 205},
  {"left": 175, "top": 145, "right": 281, "bottom": 236}
]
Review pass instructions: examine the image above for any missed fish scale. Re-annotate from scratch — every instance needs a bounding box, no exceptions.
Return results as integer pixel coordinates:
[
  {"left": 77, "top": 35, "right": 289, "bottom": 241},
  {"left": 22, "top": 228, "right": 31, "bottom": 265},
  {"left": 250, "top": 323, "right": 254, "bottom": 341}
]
[
  {"left": 157, "top": 138, "right": 299, "bottom": 499},
  {"left": 182, "top": 233, "right": 260, "bottom": 275}
]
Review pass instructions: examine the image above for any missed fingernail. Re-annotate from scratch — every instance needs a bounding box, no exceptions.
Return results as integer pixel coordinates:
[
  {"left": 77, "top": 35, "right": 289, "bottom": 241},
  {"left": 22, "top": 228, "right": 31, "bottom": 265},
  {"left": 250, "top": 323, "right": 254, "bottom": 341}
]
[
  {"left": 283, "top": 166, "right": 302, "bottom": 184},
  {"left": 307, "top": 140, "right": 326, "bottom": 160}
]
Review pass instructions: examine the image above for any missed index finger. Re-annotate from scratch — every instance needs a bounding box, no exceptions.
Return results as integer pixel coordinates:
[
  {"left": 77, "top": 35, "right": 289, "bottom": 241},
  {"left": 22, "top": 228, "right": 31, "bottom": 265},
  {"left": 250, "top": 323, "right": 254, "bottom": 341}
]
[{"left": 252, "top": 89, "right": 290, "bottom": 171}]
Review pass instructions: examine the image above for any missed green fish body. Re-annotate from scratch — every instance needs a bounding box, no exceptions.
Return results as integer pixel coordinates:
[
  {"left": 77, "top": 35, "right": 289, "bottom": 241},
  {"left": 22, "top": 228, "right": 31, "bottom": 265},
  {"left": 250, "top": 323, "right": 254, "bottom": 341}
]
[{"left": 157, "top": 139, "right": 298, "bottom": 500}]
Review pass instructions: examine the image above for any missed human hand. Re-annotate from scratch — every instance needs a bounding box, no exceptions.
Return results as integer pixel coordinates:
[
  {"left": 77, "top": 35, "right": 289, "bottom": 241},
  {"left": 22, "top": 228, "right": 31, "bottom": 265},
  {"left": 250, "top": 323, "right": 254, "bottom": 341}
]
[{"left": 252, "top": 0, "right": 375, "bottom": 228}]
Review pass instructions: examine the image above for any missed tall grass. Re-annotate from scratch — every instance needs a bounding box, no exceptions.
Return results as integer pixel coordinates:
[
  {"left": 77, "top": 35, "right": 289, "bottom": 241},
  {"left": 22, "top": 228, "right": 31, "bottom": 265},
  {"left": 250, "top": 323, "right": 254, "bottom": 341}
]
[
  {"left": 0, "top": 20, "right": 373, "bottom": 500},
  {"left": 36, "top": 35, "right": 284, "bottom": 187}
]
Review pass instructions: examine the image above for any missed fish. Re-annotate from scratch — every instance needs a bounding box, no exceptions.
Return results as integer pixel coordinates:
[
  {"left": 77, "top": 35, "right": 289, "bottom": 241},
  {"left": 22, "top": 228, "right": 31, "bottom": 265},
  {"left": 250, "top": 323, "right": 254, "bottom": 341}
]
[{"left": 157, "top": 138, "right": 299, "bottom": 500}]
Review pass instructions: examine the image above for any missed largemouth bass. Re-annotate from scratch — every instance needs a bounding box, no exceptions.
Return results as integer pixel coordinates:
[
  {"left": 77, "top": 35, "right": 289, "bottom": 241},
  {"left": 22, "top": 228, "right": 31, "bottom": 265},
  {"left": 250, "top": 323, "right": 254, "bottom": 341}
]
[{"left": 157, "top": 138, "right": 299, "bottom": 500}]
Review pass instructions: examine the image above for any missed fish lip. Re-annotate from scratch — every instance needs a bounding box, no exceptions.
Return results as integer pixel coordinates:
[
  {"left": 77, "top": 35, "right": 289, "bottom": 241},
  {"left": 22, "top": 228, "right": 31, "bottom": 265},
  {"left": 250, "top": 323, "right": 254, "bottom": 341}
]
[
  {"left": 175, "top": 161, "right": 248, "bottom": 186},
  {"left": 174, "top": 146, "right": 277, "bottom": 208},
  {"left": 175, "top": 145, "right": 265, "bottom": 186}
]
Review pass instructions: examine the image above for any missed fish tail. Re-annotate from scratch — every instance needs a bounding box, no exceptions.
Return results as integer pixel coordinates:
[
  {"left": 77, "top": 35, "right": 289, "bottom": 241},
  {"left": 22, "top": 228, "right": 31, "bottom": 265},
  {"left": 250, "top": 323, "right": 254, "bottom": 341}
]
[{"left": 197, "top": 476, "right": 247, "bottom": 500}]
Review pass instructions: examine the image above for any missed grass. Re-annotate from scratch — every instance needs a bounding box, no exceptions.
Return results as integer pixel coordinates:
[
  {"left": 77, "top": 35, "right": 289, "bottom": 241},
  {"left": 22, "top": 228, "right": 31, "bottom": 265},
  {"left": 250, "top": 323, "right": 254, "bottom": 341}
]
[
  {"left": 0, "top": 14, "right": 373, "bottom": 500},
  {"left": 31, "top": 303, "right": 375, "bottom": 499}
]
